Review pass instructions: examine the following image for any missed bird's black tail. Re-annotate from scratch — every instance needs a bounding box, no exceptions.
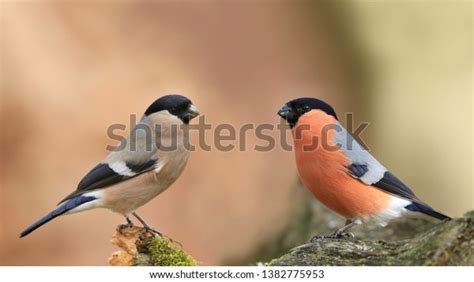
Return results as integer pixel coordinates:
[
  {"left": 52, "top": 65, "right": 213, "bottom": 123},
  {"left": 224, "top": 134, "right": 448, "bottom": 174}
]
[
  {"left": 20, "top": 195, "right": 96, "bottom": 238},
  {"left": 405, "top": 202, "right": 451, "bottom": 220}
]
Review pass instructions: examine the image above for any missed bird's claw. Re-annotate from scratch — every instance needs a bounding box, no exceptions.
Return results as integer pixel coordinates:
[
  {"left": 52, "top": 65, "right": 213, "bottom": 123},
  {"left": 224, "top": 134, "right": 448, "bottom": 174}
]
[
  {"left": 310, "top": 232, "right": 355, "bottom": 242},
  {"left": 118, "top": 223, "right": 134, "bottom": 231},
  {"left": 139, "top": 226, "right": 162, "bottom": 240},
  {"left": 136, "top": 227, "right": 183, "bottom": 247},
  {"left": 335, "top": 232, "right": 355, "bottom": 239},
  {"left": 145, "top": 226, "right": 162, "bottom": 236}
]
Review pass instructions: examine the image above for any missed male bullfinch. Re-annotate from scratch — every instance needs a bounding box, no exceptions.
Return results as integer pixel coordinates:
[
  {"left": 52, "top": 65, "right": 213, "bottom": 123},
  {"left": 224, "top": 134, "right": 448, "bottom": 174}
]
[
  {"left": 20, "top": 95, "right": 199, "bottom": 237},
  {"left": 278, "top": 97, "right": 450, "bottom": 239}
]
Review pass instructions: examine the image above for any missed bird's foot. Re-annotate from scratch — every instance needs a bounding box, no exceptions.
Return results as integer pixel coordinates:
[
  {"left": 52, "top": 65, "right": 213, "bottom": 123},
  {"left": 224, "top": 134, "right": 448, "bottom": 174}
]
[
  {"left": 310, "top": 232, "right": 355, "bottom": 242},
  {"left": 138, "top": 227, "right": 183, "bottom": 247},
  {"left": 144, "top": 226, "right": 162, "bottom": 236},
  {"left": 118, "top": 216, "right": 134, "bottom": 231},
  {"left": 118, "top": 222, "right": 134, "bottom": 231},
  {"left": 139, "top": 226, "right": 162, "bottom": 240}
]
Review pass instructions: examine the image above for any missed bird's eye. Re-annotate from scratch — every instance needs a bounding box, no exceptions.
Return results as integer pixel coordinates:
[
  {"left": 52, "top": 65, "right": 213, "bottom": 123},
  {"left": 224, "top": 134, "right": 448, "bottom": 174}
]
[{"left": 303, "top": 106, "right": 311, "bottom": 111}]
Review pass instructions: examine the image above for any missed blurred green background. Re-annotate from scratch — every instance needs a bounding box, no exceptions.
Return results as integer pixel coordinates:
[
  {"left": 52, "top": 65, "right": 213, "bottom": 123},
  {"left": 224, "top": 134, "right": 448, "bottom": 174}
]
[{"left": 0, "top": 0, "right": 472, "bottom": 265}]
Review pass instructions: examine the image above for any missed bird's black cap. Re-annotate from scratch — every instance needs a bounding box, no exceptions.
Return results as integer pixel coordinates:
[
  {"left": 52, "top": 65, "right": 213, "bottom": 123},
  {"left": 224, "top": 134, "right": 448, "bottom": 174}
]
[
  {"left": 145, "top": 95, "right": 199, "bottom": 124},
  {"left": 278, "top": 97, "right": 338, "bottom": 128}
]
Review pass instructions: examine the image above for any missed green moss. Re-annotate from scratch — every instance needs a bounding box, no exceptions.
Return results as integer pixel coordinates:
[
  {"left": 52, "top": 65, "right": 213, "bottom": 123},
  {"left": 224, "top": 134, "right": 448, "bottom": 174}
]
[{"left": 135, "top": 236, "right": 198, "bottom": 266}]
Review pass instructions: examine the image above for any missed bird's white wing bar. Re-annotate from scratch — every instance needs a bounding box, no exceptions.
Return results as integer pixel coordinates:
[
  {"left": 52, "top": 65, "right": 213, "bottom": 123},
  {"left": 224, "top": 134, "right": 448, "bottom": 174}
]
[{"left": 108, "top": 162, "right": 136, "bottom": 177}]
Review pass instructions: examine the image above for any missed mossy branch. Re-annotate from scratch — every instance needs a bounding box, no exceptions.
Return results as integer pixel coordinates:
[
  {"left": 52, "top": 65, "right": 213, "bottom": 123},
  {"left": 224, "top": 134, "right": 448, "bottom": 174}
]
[
  {"left": 268, "top": 211, "right": 474, "bottom": 266},
  {"left": 109, "top": 226, "right": 197, "bottom": 266},
  {"left": 108, "top": 211, "right": 473, "bottom": 266}
]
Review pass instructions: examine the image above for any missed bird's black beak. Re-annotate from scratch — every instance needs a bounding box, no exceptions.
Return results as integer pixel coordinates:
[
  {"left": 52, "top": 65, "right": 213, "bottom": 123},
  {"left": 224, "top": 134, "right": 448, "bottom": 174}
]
[
  {"left": 277, "top": 104, "right": 292, "bottom": 120},
  {"left": 182, "top": 104, "right": 200, "bottom": 124},
  {"left": 185, "top": 104, "right": 200, "bottom": 120}
]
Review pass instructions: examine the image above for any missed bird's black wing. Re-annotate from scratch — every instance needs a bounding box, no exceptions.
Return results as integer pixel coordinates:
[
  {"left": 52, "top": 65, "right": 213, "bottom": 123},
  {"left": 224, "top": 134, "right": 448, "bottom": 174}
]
[{"left": 371, "top": 170, "right": 419, "bottom": 202}]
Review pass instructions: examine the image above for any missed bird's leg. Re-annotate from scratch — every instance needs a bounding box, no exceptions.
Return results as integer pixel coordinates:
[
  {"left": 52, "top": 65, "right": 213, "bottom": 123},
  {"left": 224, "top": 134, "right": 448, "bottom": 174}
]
[
  {"left": 332, "top": 219, "right": 357, "bottom": 237},
  {"left": 118, "top": 215, "right": 134, "bottom": 230},
  {"left": 131, "top": 212, "right": 182, "bottom": 245},
  {"left": 132, "top": 212, "right": 162, "bottom": 237},
  {"left": 311, "top": 219, "right": 357, "bottom": 242},
  {"left": 125, "top": 216, "right": 134, "bottom": 227}
]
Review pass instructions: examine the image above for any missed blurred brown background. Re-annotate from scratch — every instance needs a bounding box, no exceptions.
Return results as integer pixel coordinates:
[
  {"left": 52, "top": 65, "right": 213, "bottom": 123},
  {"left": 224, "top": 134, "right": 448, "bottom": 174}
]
[{"left": 0, "top": 1, "right": 472, "bottom": 265}]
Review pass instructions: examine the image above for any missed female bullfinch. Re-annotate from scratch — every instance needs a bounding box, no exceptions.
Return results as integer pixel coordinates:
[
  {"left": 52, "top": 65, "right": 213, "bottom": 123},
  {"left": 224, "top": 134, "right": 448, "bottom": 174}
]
[
  {"left": 278, "top": 97, "right": 450, "bottom": 239},
  {"left": 20, "top": 95, "right": 199, "bottom": 237}
]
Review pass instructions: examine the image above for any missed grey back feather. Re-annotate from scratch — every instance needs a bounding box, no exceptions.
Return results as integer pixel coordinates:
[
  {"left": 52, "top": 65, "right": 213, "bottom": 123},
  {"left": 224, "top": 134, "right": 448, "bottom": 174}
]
[{"left": 334, "top": 121, "right": 387, "bottom": 185}]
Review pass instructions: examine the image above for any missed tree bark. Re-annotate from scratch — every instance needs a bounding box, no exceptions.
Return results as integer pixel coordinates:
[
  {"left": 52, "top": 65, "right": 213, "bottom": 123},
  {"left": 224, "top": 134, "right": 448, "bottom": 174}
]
[{"left": 269, "top": 211, "right": 474, "bottom": 266}]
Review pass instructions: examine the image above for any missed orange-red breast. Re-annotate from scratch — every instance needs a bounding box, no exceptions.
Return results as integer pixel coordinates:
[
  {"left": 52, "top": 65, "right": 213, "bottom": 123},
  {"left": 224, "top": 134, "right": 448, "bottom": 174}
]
[{"left": 278, "top": 98, "right": 450, "bottom": 239}]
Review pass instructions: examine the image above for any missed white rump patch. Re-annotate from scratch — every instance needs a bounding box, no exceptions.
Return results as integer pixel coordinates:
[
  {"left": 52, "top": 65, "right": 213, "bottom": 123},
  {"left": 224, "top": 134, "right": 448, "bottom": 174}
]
[{"left": 371, "top": 196, "right": 411, "bottom": 226}]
